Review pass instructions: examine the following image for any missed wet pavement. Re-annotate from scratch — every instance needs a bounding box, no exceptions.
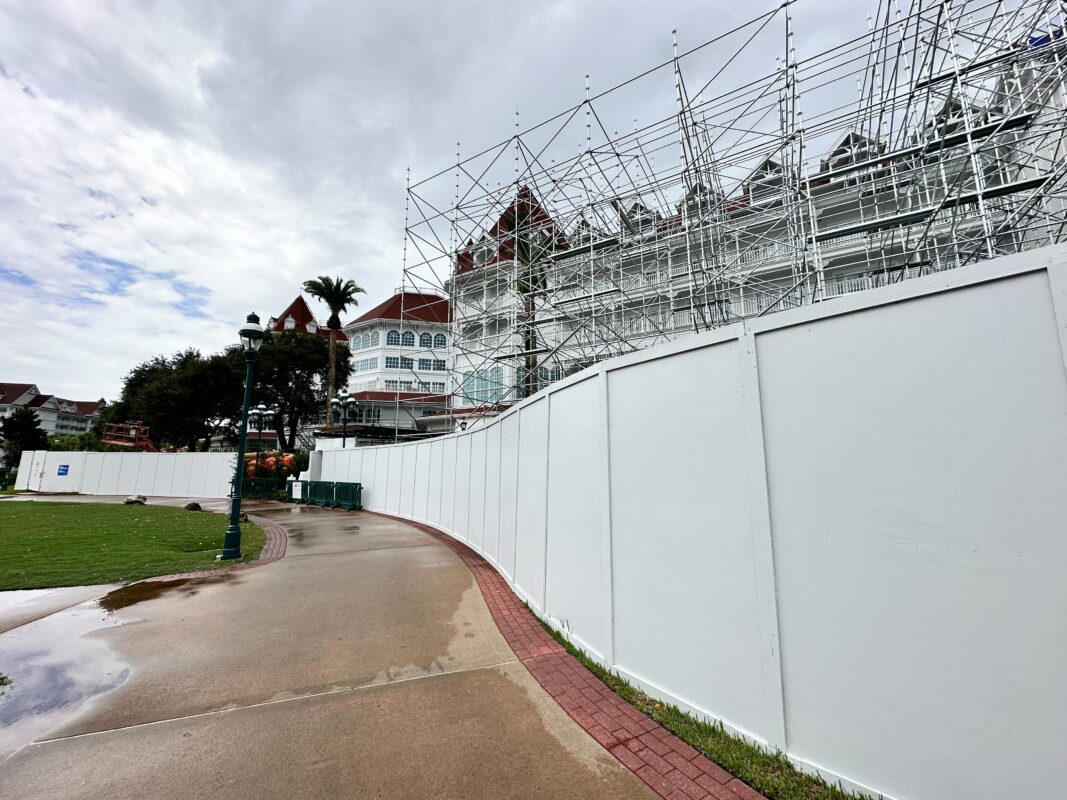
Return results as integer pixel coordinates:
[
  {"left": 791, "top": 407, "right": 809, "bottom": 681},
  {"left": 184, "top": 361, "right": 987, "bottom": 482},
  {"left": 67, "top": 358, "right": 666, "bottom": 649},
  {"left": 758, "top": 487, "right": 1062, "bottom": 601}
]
[{"left": 0, "top": 500, "right": 656, "bottom": 799}]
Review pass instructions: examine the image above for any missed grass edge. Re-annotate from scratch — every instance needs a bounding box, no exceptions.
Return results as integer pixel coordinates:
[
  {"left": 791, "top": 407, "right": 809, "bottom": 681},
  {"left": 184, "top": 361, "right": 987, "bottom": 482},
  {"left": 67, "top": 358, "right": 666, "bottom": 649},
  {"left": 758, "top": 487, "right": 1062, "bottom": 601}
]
[{"left": 528, "top": 605, "right": 881, "bottom": 800}]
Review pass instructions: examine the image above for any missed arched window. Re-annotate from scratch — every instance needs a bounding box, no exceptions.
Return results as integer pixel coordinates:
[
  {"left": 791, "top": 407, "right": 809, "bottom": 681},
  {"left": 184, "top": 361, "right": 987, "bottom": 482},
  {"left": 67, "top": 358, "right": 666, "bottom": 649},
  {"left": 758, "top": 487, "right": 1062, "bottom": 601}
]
[
  {"left": 386, "top": 330, "right": 400, "bottom": 346},
  {"left": 370, "top": 331, "right": 379, "bottom": 346},
  {"left": 401, "top": 331, "right": 415, "bottom": 347},
  {"left": 434, "top": 333, "right": 446, "bottom": 348},
  {"left": 419, "top": 333, "right": 433, "bottom": 348},
  {"left": 361, "top": 333, "right": 370, "bottom": 349}
]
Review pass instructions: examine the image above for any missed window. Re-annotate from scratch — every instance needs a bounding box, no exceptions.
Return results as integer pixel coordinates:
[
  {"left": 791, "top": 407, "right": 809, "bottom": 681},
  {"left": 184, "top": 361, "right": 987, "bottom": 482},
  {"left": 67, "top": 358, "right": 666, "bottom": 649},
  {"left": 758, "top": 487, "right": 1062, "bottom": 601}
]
[
  {"left": 419, "top": 333, "right": 433, "bottom": 348},
  {"left": 385, "top": 356, "right": 400, "bottom": 369},
  {"left": 385, "top": 379, "right": 398, "bottom": 389},
  {"left": 357, "top": 406, "right": 381, "bottom": 424},
  {"left": 353, "top": 357, "right": 378, "bottom": 373},
  {"left": 399, "top": 356, "right": 413, "bottom": 370},
  {"left": 433, "top": 359, "right": 446, "bottom": 371},
  {"left": 370, "top": 331, "right": 380, "bottom": 346},
  {"left": 401, "top": 331, "right": 415, "bottom": 347},
  {"left": 432, "top": 382, "right": 445, "bottom": 393},
  {"left": 399, "top": 380, "right": 413, "bottom": 390},
  {"left": 418, "top": 358, "right": 433, "bottom": 371},
  {"left": 418, "top": 381, "right": 431, "bottom": 392},
  {"left": 434, "top": 333, "right": 446, "bottom": 348},
  {"left": 360, "top": 333, "right": 370, "bottom": 349},
  {"left": 461, "top": 367, "right": 505, "bottom": 403},
  {"left": 386, "top": 330, "right": 400, "bottom": 346}
]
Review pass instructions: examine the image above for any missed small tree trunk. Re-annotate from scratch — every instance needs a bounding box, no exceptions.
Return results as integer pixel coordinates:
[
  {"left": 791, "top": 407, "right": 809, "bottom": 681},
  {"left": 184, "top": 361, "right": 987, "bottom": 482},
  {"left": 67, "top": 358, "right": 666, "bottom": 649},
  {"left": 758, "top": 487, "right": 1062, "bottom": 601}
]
[
  {"left": 326, "top": 330, "right": 337, "bottom": 426},
  {"left": 275, "top": 414, "right": 288, "bottom": 453}
]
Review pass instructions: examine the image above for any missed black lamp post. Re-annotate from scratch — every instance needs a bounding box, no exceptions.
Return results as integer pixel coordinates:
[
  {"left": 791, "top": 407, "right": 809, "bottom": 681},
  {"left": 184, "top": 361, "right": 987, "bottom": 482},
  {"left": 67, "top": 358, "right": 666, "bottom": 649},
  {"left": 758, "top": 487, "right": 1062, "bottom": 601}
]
[
  {"left": 248, "top": 403, "right": 275, "bottom": 479},
  {"left": 331, "top": 393, "right": 359, "bottom": 447},
  {"left": 222, "top": 312, "right": 265, "bottom": 560}
]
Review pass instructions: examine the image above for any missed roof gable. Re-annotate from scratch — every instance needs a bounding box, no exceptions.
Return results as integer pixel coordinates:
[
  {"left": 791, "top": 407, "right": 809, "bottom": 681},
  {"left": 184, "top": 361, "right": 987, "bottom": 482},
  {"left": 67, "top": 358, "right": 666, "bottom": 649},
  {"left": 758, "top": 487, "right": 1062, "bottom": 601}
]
[
  {"left": 455, "top": 186, "right": 569, "bottom": 275},
  {"left": 0, "top": 383, "right": 36, "bottom": 405},
  {"left": 347, "top": 292, "right": 451, "bottom": 326},
  {"left": 268, "top": 295, "right": 348, "bottom": 341}
]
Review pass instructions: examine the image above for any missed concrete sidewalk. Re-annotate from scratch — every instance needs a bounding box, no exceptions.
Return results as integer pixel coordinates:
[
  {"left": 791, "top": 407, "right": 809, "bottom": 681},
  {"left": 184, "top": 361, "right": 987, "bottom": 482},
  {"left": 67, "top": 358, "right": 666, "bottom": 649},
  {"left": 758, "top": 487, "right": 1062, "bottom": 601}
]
[{"left": 0, "top": 504, "right": 655, "bottom": 799}]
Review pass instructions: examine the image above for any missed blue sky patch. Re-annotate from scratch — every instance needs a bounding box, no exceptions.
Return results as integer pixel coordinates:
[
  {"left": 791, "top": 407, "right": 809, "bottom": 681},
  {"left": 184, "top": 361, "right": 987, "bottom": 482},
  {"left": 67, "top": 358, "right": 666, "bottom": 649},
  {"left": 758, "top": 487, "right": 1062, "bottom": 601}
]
[{"left": 0, "top": 265, "right": 35, "bottom": 287}]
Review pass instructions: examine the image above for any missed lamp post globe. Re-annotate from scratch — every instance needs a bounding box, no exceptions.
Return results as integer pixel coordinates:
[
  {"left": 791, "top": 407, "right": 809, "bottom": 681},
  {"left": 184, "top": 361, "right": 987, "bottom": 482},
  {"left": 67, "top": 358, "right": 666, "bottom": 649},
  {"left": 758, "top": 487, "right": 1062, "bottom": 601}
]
[
  {"left": 333, "top": 393, "right": 358, "bottom": 448},
  {"left": 222, "top": 312, "right": 265, "bottom": 560}
]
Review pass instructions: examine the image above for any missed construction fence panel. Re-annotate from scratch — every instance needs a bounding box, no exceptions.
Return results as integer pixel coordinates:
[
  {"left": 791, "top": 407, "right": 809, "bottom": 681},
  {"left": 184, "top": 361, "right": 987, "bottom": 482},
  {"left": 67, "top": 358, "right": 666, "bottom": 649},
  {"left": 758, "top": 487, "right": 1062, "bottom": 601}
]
[
  {"left": 482, "top": 423, "right": 502, "bottom": 566},
  {"left": 386, "top": 445, "right": 403, "bottom": 516},
  {"left": 400, "top": 442, "right": 417, "bottom": 519},
  {"left": 467, "top": 431, "right": 486, "bottom": 552},
  {"left": 496, "top": 412, "right": 520, "bottom": 582},
  {"left": 426, "top": 438, "right": 444, "bottom": 529},
  {"left": 412, "top": 442, "right": 431, "bottom": 523}
]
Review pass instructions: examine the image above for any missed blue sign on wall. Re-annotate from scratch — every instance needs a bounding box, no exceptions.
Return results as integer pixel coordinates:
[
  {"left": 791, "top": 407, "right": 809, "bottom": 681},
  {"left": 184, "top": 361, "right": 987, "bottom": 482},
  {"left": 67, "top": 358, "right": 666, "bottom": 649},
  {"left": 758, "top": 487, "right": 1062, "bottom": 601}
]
[{"left": 57, "top": 464, "right": 69, "bottom": 476}]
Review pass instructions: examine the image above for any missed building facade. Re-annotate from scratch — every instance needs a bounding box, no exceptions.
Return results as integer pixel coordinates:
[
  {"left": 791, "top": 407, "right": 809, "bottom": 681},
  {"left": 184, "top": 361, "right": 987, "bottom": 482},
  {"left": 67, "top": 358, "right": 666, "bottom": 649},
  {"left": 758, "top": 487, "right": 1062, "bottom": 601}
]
[
  {"left": 0, "top": 383, "right": 106, "bottom": 436},
  {"left": 447, "top": 47, "right": 1067, "bottom": 406},
  {"left": 338, "top": 290, "right": 452, "bottom": 440}
]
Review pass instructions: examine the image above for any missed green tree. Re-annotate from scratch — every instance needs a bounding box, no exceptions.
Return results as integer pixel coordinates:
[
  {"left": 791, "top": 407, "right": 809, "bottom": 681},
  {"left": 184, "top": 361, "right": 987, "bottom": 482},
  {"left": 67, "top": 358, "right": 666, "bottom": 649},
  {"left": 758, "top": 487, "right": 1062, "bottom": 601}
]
[
  {"left": 229, "top": 331, "right": 352, "bottom": 451},
  {"left": 103, "top": 349, "right": 244, "bottom": 451},
  {"left": 48, "top": 432, "right": 108, "bottom": 452},
  {"left": 302, "top": 276, "right": 365, "bottom": 420},
  {"left": 1, "top": 406, "right": 49, "bottom": 468}
]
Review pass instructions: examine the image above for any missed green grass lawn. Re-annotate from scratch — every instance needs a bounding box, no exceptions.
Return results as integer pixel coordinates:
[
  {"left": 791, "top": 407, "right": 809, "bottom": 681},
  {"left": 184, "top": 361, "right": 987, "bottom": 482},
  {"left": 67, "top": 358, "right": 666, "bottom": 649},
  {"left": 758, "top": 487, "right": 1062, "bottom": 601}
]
[{"left": 0, "top": 502, "right": 265, "bottom": 590}]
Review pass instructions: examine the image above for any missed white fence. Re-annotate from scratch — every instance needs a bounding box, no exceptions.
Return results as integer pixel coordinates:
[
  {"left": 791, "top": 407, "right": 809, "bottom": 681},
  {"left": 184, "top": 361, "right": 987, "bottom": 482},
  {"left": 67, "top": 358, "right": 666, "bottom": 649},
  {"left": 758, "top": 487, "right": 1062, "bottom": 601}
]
[
  {"left": 14, "top": 451, "right": 236, "bottom": 498},
  {"left": 313, "top": 246, "right": 1067, "bottom": 800}
]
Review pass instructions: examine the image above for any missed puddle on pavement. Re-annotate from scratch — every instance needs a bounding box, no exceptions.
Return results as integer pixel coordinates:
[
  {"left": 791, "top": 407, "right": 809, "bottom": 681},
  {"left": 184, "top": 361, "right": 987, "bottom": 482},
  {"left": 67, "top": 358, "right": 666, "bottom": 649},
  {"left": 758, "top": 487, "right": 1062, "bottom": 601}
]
[
  {"left": 0, "top": 601, "right": 128, "bottom": 760},
  {"left": 99, "top": 574, "right": 237, "bottom": 613}
]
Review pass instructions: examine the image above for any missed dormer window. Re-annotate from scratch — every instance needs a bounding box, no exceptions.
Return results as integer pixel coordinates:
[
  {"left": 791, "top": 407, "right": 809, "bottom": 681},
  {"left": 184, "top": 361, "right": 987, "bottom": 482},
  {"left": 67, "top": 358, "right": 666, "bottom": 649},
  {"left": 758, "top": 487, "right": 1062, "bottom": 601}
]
[
  {"left": 306, "top": 321, "right": 317, "bottom": 333},
  {"left": 283, "top": 316, "right": 296, "bottom": 331}
]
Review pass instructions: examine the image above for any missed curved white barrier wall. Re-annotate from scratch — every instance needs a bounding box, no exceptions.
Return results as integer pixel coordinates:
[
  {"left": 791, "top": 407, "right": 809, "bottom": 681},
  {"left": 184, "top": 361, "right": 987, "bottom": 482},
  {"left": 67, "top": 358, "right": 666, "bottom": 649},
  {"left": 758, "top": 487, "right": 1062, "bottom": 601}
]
[{"left": 317, "top": 247, "right": 1067, "bottom": 800}]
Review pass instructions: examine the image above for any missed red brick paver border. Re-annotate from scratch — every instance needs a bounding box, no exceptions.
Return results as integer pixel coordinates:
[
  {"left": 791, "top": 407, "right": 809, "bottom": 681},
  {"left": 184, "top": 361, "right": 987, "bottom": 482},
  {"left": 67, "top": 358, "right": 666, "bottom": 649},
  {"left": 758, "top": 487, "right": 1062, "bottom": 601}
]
[{"left": 370, "top": 511, "right": 767, "bottom": 800}]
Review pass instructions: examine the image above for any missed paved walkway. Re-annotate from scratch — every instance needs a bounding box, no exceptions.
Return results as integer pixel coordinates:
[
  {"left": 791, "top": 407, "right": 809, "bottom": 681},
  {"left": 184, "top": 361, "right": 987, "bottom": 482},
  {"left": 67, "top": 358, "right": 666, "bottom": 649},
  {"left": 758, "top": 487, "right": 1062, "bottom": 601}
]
[{"left": 0, "top": 503, "right": 658, "bottom": 799}]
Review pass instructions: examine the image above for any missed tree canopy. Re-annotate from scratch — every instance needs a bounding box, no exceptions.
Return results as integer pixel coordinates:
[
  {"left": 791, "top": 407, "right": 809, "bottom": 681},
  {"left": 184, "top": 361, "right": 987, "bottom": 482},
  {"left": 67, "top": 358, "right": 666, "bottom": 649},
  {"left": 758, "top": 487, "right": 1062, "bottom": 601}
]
[
  {"left": 1, "top": 406, "right": 49, "bottom": 468},
  {"left": 102, "top": 349, "right": 245, "bottom": 451},
  {"left": 302, "top": 276, "right": 365, "bottom": 329}
]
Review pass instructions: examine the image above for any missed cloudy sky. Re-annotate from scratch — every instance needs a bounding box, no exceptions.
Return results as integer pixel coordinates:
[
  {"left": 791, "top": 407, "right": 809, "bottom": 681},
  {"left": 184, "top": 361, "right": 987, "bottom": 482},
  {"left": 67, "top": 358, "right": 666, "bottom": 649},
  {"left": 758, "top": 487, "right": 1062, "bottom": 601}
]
[{"left": 0, "top": 0, "right": 856, "bottom": 401}]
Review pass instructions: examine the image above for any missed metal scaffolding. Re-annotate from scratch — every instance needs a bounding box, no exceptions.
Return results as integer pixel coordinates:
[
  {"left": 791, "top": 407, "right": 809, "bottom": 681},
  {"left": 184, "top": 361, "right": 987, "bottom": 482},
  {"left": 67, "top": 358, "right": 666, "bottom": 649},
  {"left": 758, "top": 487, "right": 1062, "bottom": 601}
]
[{"left": 399, "top": 0, "right": 1067, "bottom": 427}]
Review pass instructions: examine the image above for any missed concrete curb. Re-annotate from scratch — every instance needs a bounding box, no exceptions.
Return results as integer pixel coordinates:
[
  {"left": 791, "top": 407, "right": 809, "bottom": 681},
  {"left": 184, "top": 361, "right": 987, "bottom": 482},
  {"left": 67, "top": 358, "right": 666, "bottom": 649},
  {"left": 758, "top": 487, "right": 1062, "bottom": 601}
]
[{"left": 368, "top": 511, "right": 767, "bottom": 800}]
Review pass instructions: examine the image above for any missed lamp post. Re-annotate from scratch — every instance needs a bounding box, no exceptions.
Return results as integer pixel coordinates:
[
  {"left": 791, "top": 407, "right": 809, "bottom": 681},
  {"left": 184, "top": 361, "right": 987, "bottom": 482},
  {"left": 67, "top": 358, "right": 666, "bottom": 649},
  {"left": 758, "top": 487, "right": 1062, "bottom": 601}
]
[
  {"left": 330, "top": 393, "right": 359, "bottom": 447},
  {"left": 248, "top": 403, "right": 275, "bottom": 479},
  {"left": 222, "top": 312, "right": 265, "bottom": 560}
]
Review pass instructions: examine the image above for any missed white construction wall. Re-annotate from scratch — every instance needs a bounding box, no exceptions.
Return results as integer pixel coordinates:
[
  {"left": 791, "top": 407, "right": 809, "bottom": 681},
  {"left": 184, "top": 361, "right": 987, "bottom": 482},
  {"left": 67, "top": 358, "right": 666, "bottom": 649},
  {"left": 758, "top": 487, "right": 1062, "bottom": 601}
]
[
  {"left": 317, "top": 247, "right": 1067, "bottom": 800},
  {"left": 15, "top": 451, "right": 236, "bottom": 498}
]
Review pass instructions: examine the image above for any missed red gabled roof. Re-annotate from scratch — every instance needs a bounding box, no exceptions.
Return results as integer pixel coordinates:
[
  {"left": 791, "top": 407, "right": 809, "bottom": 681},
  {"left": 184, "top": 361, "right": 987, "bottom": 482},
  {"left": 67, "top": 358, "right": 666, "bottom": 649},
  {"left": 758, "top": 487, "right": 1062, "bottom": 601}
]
[
  {"left": 26, "top": 393, "right": 53, "bottom": 409},
  {"left": 270, "top": 295, "right": 348, "bottom": 341},
  {"left": 75, "top": 399, "right": 106, "bottom": 416},
  {"left": 0, "top": 383, "right": 35, "bottom": 404},
  {"left": 347, "top": 293, "right": 451, "bottom": 326},
  {"left": 455, "top": 186, "right": 569, "bottom": 276}
]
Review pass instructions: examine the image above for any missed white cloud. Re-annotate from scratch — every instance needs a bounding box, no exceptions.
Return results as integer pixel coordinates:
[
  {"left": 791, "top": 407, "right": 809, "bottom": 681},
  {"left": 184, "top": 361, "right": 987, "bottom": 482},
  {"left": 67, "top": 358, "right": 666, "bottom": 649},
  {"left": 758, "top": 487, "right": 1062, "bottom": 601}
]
[{"left": 0, "top": 0, "right": 851, "bottom": 400}]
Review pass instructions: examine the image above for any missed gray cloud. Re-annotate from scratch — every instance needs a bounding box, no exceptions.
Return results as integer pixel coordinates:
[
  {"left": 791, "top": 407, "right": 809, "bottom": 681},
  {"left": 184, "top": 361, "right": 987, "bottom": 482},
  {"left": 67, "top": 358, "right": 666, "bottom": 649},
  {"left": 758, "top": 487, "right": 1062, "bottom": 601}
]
[{"left": 0, "top": 0, "right": 849, "bottom": 400}]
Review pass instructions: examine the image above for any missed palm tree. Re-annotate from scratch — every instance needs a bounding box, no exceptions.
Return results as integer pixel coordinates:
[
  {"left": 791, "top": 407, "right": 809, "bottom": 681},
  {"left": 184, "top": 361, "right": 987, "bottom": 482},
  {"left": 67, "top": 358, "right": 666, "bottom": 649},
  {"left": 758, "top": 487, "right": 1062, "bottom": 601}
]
[{"left": 303, "top": 276, "right": 365, "bottom": 424}]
